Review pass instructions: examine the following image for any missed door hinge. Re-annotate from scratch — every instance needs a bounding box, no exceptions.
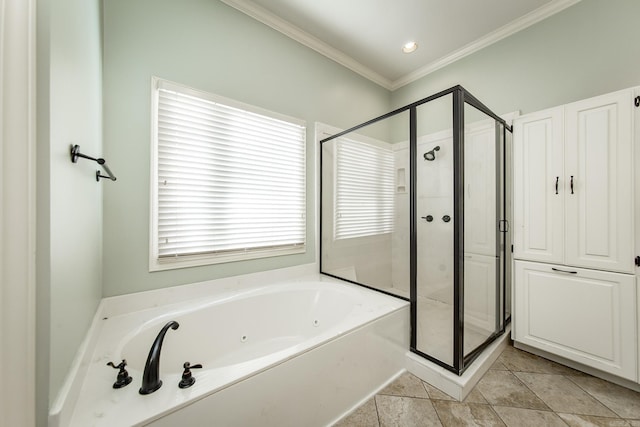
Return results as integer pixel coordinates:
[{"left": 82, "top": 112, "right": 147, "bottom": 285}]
[
  {"left": 511, "top": 244, "right": 514, "bottom": 253},
  {"left": 499, "top": 220, "right": 509, "bottom": 232},
  {"left": 635, "top": 96, "right": 640, "bottom": 108},
  {"left": 635, "top": 256, "right": 640, "bottom": 267}
]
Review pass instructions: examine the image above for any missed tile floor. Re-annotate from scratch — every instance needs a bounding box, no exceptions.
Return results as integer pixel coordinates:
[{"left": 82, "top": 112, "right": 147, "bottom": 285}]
[{"left": 334, "top": 344, "right": 640, "bottom": 427}]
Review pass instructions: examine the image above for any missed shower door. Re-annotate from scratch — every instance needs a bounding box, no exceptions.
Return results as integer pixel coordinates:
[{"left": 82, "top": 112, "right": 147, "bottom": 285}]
[
  {"left": 320, "top": 85, "right": 512, "bottom": 376},
  {"left": 412, "top": 88, "right": 509, "bottom": 373},
  {"left": 413, "top": 93, "right": 457, "bottom": 367}
]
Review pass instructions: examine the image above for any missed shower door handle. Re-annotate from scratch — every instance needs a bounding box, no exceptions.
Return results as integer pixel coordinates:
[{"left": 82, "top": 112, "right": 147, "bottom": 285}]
[{"left": 555, "top": 177, "right": 559, "bottom": 194}]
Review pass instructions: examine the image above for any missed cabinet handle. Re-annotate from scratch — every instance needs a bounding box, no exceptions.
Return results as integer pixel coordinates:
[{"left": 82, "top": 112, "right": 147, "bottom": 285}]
[
  {"left": 555, "top": 177, "right": 559, "bottom": 194},
  {"left": 552, "top": 267, "right": 577, "bottom": 274},
  {"left": 570, "top": 175, "right": 574, "bottom": 194}
]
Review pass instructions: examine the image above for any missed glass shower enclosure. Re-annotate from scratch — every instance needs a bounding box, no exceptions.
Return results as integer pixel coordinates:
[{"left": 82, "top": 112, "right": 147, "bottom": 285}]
[{"left": 320, "top": 86, "right": 513, "bottom": 374}]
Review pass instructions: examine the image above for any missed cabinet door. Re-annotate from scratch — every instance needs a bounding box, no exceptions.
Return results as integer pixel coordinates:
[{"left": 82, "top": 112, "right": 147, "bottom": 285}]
[
  {"left": 564, "top": 89, "right": 634, "bottom": 273},
  {"left": 514, "top": 261, "right": 636, "bottom": 380},
  {"left": 513, "top": 107, "right": 564, "bottom": 264}
]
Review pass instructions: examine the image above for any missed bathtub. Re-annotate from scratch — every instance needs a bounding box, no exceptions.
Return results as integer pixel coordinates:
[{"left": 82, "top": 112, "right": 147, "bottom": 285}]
[{"left": 64, "top": 275, "right": 409, "bottom": 426}]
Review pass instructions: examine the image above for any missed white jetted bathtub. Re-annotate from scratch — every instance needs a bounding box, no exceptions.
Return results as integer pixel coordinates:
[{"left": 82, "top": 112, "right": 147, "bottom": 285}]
[{"left": 61, "top": 274, "right": 409, "bottom": 426}]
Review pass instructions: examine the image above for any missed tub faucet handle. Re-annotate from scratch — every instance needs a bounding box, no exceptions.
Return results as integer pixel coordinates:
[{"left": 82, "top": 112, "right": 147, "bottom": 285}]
[
  {"left": 106, "top": 359, "right": 133, "bottom": 389},
  {"left": 179, "top": 362, "right": 203, "bottom": 389}
]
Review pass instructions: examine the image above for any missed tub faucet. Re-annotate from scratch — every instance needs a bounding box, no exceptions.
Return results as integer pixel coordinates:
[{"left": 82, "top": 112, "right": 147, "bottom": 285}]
[{"left": 139, "top": 320, "right": 179, "bottom": 395}]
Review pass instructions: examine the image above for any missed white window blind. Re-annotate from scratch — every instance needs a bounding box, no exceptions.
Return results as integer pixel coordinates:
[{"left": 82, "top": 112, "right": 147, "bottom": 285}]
[
  {"left": 335, "top": 137, "right": 394, "bottom": 239},
  {"left": 152, "top": 79, "right": 306, "bottom": 267}
]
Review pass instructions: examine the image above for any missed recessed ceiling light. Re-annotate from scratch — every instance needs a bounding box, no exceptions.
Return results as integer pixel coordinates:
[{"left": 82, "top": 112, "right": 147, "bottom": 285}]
[{"left": 402, "top": 41, "right": 418, "bottom": 54}]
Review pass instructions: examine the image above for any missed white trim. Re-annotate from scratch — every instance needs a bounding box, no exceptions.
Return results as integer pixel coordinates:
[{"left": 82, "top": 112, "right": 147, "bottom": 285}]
[
  {"left": 154, "top": 77, "right": 306, "bottom": 127},
  {"left": 0, "top": 0, "right": 37, "bottom": 425},
  {"left": 390, "top": 0, "right": 582, "bottom": 90},
  {"left": 218, "top": 0, "right": 394, "bottom": 90},
  {"left": 220, "top": 0, "right": 581, "bottom": 91}
]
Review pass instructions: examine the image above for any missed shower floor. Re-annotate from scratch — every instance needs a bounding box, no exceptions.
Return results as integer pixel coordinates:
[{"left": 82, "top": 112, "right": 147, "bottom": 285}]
[{"left": 381, "top": 286, "right": 493, "bottom": 366}]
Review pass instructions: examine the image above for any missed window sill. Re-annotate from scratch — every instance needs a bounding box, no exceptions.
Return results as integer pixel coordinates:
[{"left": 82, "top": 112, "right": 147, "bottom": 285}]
[{"left": 149, "top": 245, "right": 306, "bottom": 272}]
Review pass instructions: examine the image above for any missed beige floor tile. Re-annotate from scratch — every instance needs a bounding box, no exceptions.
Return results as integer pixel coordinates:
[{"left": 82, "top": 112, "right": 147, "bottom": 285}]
[
  {"left": 432, "top": 401, "right": 505, "bottom": 427},
  {"left": 375, "top": 395, "right": 442, "bottom": 427},
  {"left": 475, "top": 370, "right": 550, "bottom": 410},
  {"left": 333, "top": 398, "right": 379, "bottom": 427},
  {"left": 499, "top": 346, "right": 584, "bottom": 376},
  {"left": 557, "top": 413, "right": 630, "bottom": 426},
  {"left": 342, "top": 345, "right": 640, "bottom": 427},
  {"left": 423, "top": 382, "right": 456, "bottom": 401},
  {"left": 379, "top": 372, "right": 429, "bottom": 398},
  {"left": 463, "top": 388, "right": 488, "bottom": 404},
  {"left": 493, "top": 406, "right": 568, "bottom": 427},
  {"left": 568, "top": 376, "right": 640, "bottom": 419},
  {"left": 489, "top": 359, "right": 510, "bottom": 371},
  {"left": 515, "top": 372, "right": 617, "bottom": 417}
]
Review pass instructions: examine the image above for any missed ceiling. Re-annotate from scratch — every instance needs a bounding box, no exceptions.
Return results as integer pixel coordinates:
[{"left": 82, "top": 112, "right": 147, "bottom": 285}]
[{"left": 220, "top": 0, "right": 581, "bottom": 90}]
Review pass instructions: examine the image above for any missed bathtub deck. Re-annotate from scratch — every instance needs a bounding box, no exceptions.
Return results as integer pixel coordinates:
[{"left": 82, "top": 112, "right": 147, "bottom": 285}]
[{"left": 57, "top": 272, "right": 409, "bottom": 427}]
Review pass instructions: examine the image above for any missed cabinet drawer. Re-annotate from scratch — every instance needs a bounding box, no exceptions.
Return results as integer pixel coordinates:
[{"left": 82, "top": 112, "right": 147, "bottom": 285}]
[{"left": 514, "top": 260, "right": 636, "bottom": 381}]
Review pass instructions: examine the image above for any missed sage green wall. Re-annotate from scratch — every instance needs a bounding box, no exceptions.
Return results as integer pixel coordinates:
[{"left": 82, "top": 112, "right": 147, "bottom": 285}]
[
  {"left": 37, "top": 0, "right": 103, "bottom": 416},
  {"left": 392, "top": 0, "right": 640, "bottom": 117},
  {"left": 102, "top": 0, "right": 390, "bottom": 296}
]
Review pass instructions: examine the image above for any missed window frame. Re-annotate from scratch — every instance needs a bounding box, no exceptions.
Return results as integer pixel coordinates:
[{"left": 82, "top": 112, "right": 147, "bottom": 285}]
[{"left": 149, "top": 77, "right": 307, "bottom": 271}]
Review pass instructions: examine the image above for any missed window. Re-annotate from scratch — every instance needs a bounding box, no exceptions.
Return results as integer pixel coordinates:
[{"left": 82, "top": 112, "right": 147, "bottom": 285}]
[
  {"left": 334, "top": 137, "right": 394, "bottom": 239},
  {"left": 151, "top": 78, "right": 306, "bottom": 270}
]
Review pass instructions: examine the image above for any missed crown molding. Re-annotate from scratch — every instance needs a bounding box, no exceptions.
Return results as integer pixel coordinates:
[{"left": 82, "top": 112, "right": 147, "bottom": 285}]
[
  {"left": 219, "top": 0, "right": 394, "bottom": 90},
  {"left": 221, "top": 0, "right": 582, "bottom": 92},
  {"left": 390, "top": 0, "right": 582, "bottom": 90}
]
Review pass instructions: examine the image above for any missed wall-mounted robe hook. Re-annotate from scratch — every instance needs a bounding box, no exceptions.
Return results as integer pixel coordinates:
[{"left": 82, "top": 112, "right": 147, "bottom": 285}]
[{"left": 70, "top": 144, "right": 117, "bottom": 182}]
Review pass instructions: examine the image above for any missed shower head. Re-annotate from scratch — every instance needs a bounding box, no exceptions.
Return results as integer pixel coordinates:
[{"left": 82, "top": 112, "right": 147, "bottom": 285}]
[{"left": 423, "top": 146, "right": 440, "bottom": 161}]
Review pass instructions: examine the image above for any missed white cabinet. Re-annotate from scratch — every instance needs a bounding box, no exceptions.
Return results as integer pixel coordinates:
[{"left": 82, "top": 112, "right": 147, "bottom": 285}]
[
  {"left": 515, "top": 260, "right": 637, "bottom": 380},
  {"left": 513, "top": 107, "right": 564, "bottom": 264},
  {"left": 513, "top": 87, "right": 638, "bottom": 382},
  {"left": 564, "top": 91, "right": 634, "bottom": 273},
  {"left": 514, "top": 89, "right": 635, "bottom": 274}
]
